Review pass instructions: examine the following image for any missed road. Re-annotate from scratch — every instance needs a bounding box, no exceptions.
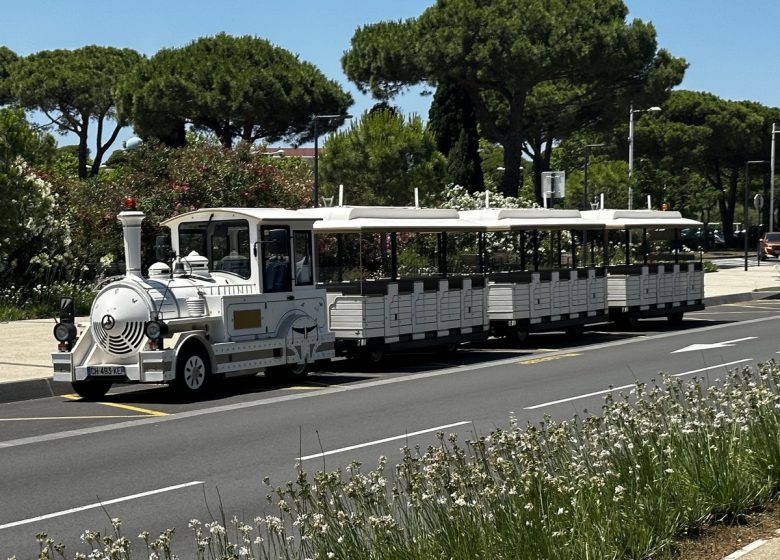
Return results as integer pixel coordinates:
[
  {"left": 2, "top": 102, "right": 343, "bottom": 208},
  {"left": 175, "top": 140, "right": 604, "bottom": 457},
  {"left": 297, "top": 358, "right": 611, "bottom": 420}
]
[{"left": 2, "top": 299, "right": 780, "bottom": 558}]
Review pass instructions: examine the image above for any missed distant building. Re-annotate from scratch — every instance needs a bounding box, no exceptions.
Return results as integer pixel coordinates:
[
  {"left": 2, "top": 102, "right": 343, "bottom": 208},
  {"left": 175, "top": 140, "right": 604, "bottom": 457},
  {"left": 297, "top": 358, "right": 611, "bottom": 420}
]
[{"left": 262, "top": 147, "right": 317, "bottom": 161}]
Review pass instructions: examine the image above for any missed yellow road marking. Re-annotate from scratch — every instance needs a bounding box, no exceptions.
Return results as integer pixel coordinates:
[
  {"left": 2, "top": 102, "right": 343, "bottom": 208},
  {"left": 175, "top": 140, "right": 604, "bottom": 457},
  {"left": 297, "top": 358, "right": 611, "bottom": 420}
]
[
  {"left": 0, "top": 415, "right": 143, "bottom": 421},
  {"left": 63, "top": 394, "right": 169, "bottom": 416},
  {"left": 285, "top": 385, "right": 330, "bottom": 391},
  {"left": 519, "top": 353, "right": 580, "bottom": 365}
]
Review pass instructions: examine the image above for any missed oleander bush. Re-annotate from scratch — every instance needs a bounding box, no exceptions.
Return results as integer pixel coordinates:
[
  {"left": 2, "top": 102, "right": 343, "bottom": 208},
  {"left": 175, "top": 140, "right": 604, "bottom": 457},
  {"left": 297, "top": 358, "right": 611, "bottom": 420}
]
[{"left": 24, "top": 361, "right": 780, "bottom": 560}]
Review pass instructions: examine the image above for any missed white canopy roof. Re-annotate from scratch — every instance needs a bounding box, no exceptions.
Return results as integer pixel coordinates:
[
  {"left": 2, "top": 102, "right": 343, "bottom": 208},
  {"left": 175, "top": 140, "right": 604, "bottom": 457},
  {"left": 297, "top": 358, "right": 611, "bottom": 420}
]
[
  {"left": 298, "top": 206, "right": 486, "bottom": 233},
  {"left": 459, "top": 208, "right": 605, "bottom": 231},
  {"left": 162, "top": 207, "right": 318, "bottom": 229},
  {"left": 581, "top": 209, "right": 702, "bottom": 230}
]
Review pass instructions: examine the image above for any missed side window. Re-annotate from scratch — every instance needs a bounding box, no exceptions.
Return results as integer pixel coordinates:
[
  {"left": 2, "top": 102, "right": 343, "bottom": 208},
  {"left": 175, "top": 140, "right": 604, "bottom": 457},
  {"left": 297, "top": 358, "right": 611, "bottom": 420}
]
[
  {"left": 293, "top": 230, "right": 313, "bottom": 285},
  {"left": 212, "top": 221, "right": 251, "bottom": 279},
  {"left": 261, "top": 226, "right": 292, "bottom": 292}
]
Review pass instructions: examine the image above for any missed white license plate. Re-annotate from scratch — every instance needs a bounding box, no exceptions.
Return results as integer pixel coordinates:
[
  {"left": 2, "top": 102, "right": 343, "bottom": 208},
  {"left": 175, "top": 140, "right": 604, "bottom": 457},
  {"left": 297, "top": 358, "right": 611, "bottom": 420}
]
[{"left": 87, "top": 366, "right": 126, "bottom": 377}]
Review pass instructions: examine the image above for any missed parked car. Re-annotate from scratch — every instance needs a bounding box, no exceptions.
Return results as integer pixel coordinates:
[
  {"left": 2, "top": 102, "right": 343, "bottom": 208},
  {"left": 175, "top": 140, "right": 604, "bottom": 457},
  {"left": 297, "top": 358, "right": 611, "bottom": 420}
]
[{"left": 758, "top": 232, "right": 780, "bottom": 260}]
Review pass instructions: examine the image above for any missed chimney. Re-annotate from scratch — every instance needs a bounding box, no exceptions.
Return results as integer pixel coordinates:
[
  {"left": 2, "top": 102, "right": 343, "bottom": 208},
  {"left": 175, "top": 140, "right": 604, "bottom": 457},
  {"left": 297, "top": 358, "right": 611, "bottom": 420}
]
[{"left": 117, "top": 205, "right": 145, "bottom": 278}]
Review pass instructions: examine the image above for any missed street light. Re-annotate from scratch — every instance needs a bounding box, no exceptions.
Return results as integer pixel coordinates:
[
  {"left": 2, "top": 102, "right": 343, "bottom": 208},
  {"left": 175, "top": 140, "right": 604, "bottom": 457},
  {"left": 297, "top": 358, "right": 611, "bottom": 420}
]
[
  {"left": 770, "top": 123, "right": 779, "bottom": 231},
  {"left": 744, "top": 160, "right": 768, "bottom": 271},
  {"left": 583, "top": 143, "right": 606, "bottom": 210},
  {"left": 312, "top": 114, "right": 352, "bottom": 207},
  {"left": 628, "top": 105, "right": 661, "bottom": 209}
]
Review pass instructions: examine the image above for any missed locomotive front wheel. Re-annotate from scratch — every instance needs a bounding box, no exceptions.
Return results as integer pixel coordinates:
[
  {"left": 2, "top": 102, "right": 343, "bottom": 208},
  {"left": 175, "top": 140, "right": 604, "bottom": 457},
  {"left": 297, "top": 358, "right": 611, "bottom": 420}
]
[
  {"left": 175, "top": 348, "right": 211, "bottom": 394},
  {"left": 72, "top": 379, "right": 112, "bottom": 401}
]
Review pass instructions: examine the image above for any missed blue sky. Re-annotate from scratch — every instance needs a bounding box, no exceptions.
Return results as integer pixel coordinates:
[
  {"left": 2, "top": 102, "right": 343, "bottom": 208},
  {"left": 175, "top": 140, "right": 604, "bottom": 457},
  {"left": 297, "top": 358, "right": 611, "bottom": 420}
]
[{"left": 2, "top": 0, "right": 779, "bottom": 151}]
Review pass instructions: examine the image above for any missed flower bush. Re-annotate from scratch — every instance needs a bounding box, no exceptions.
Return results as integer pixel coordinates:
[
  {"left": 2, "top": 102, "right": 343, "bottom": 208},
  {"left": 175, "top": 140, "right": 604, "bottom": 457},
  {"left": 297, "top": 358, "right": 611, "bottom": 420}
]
[{"left": 24, "top": 361, "right": 780, "bottom": 559}]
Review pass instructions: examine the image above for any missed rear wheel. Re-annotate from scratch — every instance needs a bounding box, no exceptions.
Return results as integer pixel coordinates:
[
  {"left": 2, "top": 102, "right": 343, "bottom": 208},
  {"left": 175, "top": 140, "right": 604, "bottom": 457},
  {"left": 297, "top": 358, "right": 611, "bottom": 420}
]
[
  {"left": 174, "top": 347, "right": 211, "bottom": 395},
  {"left": 72, "top": 379, "right": 112, "bottom": 400},
  {"left": 667, "top": 311, "right": 684, "bottom": 324},
  {"left": 565, "top": 325, "right": 584, "bottom": 337},
  {"left": 511, "top": 328, "right": 529, "bottom": 344}
]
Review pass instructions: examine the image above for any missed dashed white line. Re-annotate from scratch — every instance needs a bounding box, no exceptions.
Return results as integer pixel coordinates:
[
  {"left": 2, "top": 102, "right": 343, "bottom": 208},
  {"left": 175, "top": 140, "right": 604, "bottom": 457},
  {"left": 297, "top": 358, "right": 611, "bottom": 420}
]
[
  {"left": 299, "top": 421, "right": 470, "bottom": 461},
  {"left": 524, "top": 359, "right": 752, "bottom": 410},
  {"left": 0, "top": 481, "right": 204, "bottom": 530}
]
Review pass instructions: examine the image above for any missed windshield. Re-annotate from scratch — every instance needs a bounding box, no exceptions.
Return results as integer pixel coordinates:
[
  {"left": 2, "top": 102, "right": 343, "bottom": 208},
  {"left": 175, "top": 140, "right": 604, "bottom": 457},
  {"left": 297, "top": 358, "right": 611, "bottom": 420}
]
[
  {"left": 178, "top": 219, "right": 251, "bottom": 278},
  {"left": 765, "top": 233, "right": 780, "bottom": 242}
]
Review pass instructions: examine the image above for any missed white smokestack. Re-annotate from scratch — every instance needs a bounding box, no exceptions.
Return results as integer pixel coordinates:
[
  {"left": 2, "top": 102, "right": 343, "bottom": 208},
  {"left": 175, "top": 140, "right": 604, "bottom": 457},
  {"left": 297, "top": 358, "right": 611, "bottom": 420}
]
[{"left": 117, "top": 209, "right": 145, "bottom": 278}]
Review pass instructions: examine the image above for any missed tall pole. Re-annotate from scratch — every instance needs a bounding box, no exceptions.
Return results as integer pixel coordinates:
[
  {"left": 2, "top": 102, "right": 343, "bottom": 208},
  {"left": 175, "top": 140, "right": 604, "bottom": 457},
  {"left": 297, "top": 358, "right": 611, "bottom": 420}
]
[
  {"left": 313, "top": 118, "right": 319, "bottom": 207},
  {"left": 771, "top": 123, "right": 778, "bottom": 231},
  {"left": 583, "top": 143, "right": 605, "bottom": 210},
  {"left": 628, "top": 105, "right": 635, "bottom": 210},
  {"left": 745, "top": 160, "right": 768, "bottom": 271}
]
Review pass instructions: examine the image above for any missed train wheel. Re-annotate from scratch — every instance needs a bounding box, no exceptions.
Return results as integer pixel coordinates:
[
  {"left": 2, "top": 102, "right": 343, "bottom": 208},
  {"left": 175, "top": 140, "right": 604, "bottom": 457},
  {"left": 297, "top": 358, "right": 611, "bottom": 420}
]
[
  {"left": 565, "top": 325, "right": 584, "bottom": 337},
  {"left": 667, "top": 311, "right": 684, "bottom": 324},
  {"left": 72, "top": 379, "right": 112, "bottom": 401},
  {"left": 511, "top": 329, "right": 529, "bottom": 344},
  {"left": 616, "top": 314, "right": 639, "bottom": 329},
  {"left": 367, "top": 349, "right": 385, "bottom": 364},
  {"left": 175, "top": 347, "right": 211, "bottom": 394},
  {"left": 287, "top": 361, "right": 309, "bottom": 379}
]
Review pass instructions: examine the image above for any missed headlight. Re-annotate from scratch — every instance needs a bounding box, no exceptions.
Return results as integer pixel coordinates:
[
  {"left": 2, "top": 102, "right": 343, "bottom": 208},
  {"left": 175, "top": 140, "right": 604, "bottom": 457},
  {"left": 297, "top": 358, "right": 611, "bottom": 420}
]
[
  {"left": 144, "top": 320, "right": 169, "bottom": 340},
  {"left": 53, "top": 322, "right": 77, "bottom": 342}
]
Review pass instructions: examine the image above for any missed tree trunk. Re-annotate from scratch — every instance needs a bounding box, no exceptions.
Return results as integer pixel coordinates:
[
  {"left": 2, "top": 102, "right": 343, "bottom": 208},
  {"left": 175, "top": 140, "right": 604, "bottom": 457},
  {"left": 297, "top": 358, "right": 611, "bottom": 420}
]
[
  {"left": 77, "top": 128, "right": 89, "bottom": 180},
  {"left": 500, "top": 134, "right": 524, "bottom": 198}
]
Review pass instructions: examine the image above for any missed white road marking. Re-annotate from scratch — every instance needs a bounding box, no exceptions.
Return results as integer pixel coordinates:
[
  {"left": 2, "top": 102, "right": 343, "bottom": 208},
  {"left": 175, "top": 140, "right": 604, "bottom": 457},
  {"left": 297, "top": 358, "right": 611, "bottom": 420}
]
[
  {"left": 299, "top": 421, "right": 470, "bottom": 461},
  {"left": 524, "top": 359, "right": 752, "bottom": 410},
  {"left": 0, "top": 481, "right": 204, "bottom": 530},
  {"left": 671, "top": 337, "right": 757, "bottom": 353},
  {"left": 723, "top": 538, "right": 769, "bottom": 559}
]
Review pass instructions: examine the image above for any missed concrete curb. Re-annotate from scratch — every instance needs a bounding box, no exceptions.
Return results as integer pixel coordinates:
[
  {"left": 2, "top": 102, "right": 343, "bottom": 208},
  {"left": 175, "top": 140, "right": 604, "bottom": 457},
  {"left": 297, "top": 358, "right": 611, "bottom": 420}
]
[
  {"left": 0, "top": 377, "right": 73, "bottom": 404},
  {"left": 704, "top": 291, "right": 780, "bottom": 306}
]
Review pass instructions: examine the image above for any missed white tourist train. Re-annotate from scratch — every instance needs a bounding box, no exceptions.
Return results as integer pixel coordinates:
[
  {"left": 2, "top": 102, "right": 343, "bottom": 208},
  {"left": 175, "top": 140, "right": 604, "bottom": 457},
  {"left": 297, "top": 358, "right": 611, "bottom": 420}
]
[{"left": 52, "top": 199, "right": 704, "bottom": 399}]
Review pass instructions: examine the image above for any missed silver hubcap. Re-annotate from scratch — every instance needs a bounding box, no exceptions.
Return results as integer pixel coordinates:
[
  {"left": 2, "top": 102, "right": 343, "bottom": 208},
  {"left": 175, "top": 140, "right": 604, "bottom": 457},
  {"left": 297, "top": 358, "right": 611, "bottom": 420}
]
[{"left": 183, "top": 355, "right": 206, "bottom": 390}]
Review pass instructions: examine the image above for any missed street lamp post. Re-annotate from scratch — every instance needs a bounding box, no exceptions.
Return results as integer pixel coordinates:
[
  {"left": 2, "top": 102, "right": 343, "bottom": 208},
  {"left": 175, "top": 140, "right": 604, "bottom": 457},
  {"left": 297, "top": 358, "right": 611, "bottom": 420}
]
[
  {"left": 771, "top": 123, "right": 779, "bottom": 231},
  {"left": 583, "top": 143, "right": 606, "bottom": 210},
  {"left": 744, "top": 160, "right": 768, "bottom": 271},
  {"left": 628, "top": 105, "right": 661, "bottom": 209},
  {"left": 312, "top": 114, "right": 352, "bottom": 207}
]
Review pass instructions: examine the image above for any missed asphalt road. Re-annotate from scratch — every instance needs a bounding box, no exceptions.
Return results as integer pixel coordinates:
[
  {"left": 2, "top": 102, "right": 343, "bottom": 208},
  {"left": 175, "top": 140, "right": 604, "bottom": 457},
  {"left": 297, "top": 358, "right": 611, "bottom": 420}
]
[{"left": 2, "top": 299, "right": 780, "bottom": 558}]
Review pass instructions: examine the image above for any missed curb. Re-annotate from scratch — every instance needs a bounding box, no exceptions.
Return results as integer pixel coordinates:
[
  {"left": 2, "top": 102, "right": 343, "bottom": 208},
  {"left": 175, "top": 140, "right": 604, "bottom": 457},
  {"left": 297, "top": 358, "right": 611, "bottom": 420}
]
[
  {"left": 703, "top": 290, "right": 780, "bottom": 306},
  {"left": 0, "top": 377, "right": 73, "bottom": 405}
]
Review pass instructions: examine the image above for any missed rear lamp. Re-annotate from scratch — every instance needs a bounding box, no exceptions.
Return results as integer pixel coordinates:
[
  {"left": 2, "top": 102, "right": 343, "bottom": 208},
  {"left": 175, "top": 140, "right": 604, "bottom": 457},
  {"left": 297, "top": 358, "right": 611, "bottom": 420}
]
[
  {"left": 144, "top": 320, "right": 169, "bottom": 340},
  {"left": 53, "top": 322, "right": 77, "bottom": 343}
]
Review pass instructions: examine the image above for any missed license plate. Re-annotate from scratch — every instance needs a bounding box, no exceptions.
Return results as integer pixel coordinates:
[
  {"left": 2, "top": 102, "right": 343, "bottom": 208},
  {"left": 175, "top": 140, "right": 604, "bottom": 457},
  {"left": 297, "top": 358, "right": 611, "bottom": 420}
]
[{"left": 87, "top": 366, "right": 126, "bottom": 377}]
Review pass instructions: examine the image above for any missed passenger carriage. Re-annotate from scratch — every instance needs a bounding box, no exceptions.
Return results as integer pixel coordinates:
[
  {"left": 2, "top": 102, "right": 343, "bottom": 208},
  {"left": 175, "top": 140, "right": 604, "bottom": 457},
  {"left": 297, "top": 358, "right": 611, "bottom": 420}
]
[
  {"left": 458, "top": 207, "right": 609, "bottom": 341},
  {"left": 581, "top": 209, "right": 705, "bottom": 325}
]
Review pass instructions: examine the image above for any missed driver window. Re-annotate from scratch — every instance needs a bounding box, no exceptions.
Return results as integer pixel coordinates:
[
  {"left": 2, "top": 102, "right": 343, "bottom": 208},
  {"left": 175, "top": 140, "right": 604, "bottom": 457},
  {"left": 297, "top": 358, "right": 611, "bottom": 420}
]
[{"left": 261, "top": 226, "right": 292, "bottom": 292}]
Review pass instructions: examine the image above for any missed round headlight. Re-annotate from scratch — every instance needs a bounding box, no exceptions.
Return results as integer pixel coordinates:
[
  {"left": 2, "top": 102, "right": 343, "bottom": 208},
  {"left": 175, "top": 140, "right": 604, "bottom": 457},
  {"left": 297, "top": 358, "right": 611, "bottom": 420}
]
[
  {"left": 144, "top": 320, "right": 167, "bottom": 340},
  {"left": 53, "top": 322, "right": 77, "bottom": 342}
]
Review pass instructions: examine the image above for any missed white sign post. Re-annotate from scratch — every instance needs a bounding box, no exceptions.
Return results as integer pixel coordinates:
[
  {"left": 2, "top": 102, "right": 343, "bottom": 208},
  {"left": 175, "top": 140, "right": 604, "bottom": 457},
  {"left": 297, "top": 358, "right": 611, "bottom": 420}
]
[{"left": 541, "top": 171, "right": 566, "bottom": 207}]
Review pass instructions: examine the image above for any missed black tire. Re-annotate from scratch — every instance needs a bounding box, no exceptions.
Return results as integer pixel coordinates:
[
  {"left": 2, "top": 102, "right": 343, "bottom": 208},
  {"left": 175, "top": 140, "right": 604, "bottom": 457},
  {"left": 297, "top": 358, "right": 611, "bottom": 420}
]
[
  {"left": 667, "top": 311, "right": 684, "bottom": 324},
  {"left": 616, "top": 314, "right": 639, "bottom": 329},
  {"left": 72, "top": 379, "right": 112, "bottom": 400},
  {"left": 511, "top": 328, "right": 530, "bottom": 344},
  {"left": 565, "top": 325, "right": 584, "bottom": 337},
  {"left": 265, "top": 361, "right": 309, "bottom": 381},
  {"left": 174, "top": 346, "right": 211, "bottom": 395}
]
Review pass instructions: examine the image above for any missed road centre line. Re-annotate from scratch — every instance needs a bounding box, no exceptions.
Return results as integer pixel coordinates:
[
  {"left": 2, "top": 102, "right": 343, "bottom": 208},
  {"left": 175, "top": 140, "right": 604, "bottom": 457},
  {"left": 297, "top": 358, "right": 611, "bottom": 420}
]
[
  {"left": 299, "top": 421, "right": 470, "bottom": 461},
  {"left": 63, "top": 394, "right": 168, "bottom": 417},
  {"left": 0, "top": 481, "right": 203, "bottom": 531},
  {"left": 524, "top": 359, "right": 753, "bottom": 410},
  {"left": 2, "top": 315, "right": 778, "bottom": 451},
  {"left": 0, "top": 415, "right": 142, "bottom": 421}
]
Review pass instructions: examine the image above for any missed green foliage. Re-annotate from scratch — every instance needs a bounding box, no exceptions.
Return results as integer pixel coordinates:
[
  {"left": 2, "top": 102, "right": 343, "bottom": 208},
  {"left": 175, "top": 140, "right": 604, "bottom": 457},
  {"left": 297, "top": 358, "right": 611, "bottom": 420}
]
[
  {"left": 121, "top": 33, "right": 353, "bottom": 149},
  {"left": 318, "top": 109, "right": 445, "bottom": 206},
  {"left": 637, "top": 90, "right": 767, "bottom": 245},
  {"left": 429, "top": 81, "right": 484, "bottom": 192},
  {"left": 10, "top": 46, "right": 143, "bottom": 179},
  {"left": 53, "top": 139, "right": 313, "bottom": 272},
  {"left": 0, "top": 46, "right": 18, "bottom": 105},
  {"left": 0, "top": 108, "right": 76, "bottom": 289},
  {"left": 343, "top": 0, "right": 684, "bottom": 199}
]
